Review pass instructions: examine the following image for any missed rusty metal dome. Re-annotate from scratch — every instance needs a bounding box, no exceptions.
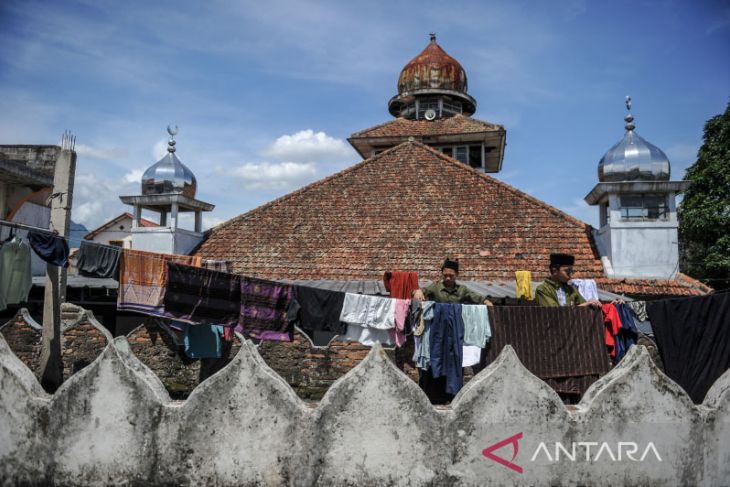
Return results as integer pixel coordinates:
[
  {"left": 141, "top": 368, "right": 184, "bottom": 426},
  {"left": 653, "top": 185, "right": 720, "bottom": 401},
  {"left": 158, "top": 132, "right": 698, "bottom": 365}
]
[{"left": 388, "top": 34, "right": 477, "bottom": 118}]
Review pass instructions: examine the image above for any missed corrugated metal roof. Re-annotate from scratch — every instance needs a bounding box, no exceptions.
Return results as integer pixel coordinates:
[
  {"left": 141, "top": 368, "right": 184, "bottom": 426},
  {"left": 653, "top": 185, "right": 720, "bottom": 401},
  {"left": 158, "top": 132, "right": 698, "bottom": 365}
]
[
  {"left": 283, "top": 279, "right": 631, "bottom": 302},
  {"left": 32, "top": 276, "right": 119, "bottom": 289}
]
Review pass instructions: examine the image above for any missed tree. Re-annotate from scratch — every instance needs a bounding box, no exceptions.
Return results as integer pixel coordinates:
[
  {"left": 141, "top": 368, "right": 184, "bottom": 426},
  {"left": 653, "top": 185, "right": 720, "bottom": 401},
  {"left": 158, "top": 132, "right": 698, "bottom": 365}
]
[{"left": 678, "top": 101, "right": 730, "bottom": 291}]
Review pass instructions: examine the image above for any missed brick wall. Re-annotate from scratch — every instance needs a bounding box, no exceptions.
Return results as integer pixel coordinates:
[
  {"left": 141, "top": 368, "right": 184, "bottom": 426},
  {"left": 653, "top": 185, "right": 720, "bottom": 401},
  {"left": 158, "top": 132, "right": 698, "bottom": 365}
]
[
  {"left": 127, "top": 319, "right": 242, "bottom": 400},
  {"left": 257, "top": 329, "right": 427, "bottom": 401},
  {"left": 0, "top": 311, "right": 43, "bottom": 375},
  {"left": 0, "top": 306, "right": 109, "bottom": 384}
]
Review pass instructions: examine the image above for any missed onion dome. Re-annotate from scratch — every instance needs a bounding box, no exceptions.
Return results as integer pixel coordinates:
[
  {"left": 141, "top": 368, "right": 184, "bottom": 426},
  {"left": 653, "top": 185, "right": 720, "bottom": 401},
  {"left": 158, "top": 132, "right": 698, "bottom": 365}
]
[
  {"left": 598, "top": 97, "right": 671, "bottom": 182},
  {"left": 141, "top": 125, "right": 197, "bottom": 198},
  {"left": 388, "top": 34, "right": 477, "bottom": 118}
]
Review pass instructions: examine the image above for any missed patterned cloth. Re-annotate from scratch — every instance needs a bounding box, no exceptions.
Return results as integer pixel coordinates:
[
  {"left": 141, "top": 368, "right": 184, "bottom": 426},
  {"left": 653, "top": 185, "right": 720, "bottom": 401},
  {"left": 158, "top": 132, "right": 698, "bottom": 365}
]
[
  {"left": 164, "top": 262, "right": 241, "bottom": 327},
  {"left": 117, "top": 248, "right": 202, "bottom": 317},
  {"left": 237, "top": 276, "right": 296, "bottom": 342},
  {"left": 486, "top": 306, "right": 611, "bottom": 396}
]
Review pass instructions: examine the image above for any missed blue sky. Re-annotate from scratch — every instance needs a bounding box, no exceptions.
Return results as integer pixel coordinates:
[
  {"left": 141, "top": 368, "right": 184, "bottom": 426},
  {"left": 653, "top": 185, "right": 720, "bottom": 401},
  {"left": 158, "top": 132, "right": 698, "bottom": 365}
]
[{"left": 1, "top": 0, "right": 728, "bottom": 230}]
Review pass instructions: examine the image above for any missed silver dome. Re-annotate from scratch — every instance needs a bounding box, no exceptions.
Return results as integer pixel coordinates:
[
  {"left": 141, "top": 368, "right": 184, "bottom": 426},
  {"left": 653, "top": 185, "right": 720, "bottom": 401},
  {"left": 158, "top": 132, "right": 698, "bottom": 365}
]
[
  {"left": 598, "top": 97, "right": 670, "bottom": 182},
  {"left": 141, "top": 128, "right": 197, "bottom": 198}
]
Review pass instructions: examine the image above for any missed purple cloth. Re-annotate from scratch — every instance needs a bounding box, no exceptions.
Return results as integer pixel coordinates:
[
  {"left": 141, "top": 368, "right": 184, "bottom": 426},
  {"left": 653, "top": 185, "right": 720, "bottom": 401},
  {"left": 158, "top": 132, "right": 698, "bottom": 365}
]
[{"left": 236, "top": 276, "right": 295, "bottom": 342}]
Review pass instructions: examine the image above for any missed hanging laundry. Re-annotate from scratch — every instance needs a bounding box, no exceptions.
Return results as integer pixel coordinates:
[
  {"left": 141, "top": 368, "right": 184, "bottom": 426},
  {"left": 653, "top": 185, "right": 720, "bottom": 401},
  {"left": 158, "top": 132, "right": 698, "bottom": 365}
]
[
  {"left": 615, "top": 303, "right": 638, "bottom": 361},
  {"left": 601, "top": 303, "right": 622, "bottom": 359},
  {"left": 238, "top": 276, "right": 296, "bottom": 342},
  {"left": 76, "top": 240, "right": 121, "bottom": 279},
  {"left": 291, "top": 286, "right": 347, "bottom": 336},
  {"left": 647, "top": 293, "right": 730, "bottom": 404},
  {"left": 414, "top": 301, "right": 435, "bottom": 337},
  {"left": 27, "top": 230, "right": 69, "bottom": 268},
  {"left": 0, "top": 237, "right": 32, "bottom": 311},
  {"left": 163, "top": 262, "right": 241, "bottom": 327},
  {"left": 462, "top": 345, "right": 482, "bottom": 367},
  {"left": 461, "top": 304, "right": 491, "bottom": 348},
  {"left": 570, "top": 279, "right": 599, "bottom": 302},
  {"left": 412, "top": 302, "right": 436, "bottom": 369},
  {"left": 515, "top": 270, "right": 533, "bottom": 300},
  {"left": 339, "top": 293, "right": 397, "bottom": 346},
  {"left": 627, "top": 300, "right": 649, "bottom": 322},
  {"left": 223, "top": 325, "right": 235, "bottom": 342},
  {"left": 383, "top": 271, "right": 420, "bottom": 299},
  {"left": 487, "top": 306, "right": 611, "bottom": 396},
  {"left": 202, "top": 259, "right": 233, "bottom": 273},
  {"left": 391, "top": 298, "right": 411, "bottom": 347},
  {"left": 181, "top": 323, "right": 224, "bottom": 359},
  {"left": 429, "top": 303, "right": 465, "bottom": 396},
  {"left": 117, "top": 248, "right": 202, "bottom": 317}
]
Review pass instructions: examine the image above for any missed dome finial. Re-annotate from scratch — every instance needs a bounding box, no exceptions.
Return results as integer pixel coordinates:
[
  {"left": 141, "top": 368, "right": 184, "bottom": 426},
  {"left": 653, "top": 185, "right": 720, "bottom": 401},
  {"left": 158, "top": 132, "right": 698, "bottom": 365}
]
[
  {"left": 429, "top": 32, "right": 436, "bottom": 42},
  {"left": 166, "top": 124, "right": 178, "bottom": 153},
  {"left": 624, "top": 96, "right": 635, "bottom": 132}
]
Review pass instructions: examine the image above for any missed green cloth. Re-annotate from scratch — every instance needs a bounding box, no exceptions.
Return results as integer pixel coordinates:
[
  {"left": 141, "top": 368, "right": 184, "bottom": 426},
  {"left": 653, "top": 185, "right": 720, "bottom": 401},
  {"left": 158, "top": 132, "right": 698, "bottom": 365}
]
[
  {"left": 0, "top": 239, "right": 32, "bottom": 311},
  {"left": 421, "top": 281, "right": 485, "bottom": 304},
  {"left": 535, "top": 278, "right": 586, "bottom": 307}
]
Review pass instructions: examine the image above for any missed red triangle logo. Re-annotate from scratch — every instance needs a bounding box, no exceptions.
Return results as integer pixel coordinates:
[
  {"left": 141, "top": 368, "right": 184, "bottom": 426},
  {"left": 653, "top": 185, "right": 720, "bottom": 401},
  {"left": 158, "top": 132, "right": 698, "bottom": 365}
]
[{"left": 482, "top": 432, "right": 524, "bottom": 474}]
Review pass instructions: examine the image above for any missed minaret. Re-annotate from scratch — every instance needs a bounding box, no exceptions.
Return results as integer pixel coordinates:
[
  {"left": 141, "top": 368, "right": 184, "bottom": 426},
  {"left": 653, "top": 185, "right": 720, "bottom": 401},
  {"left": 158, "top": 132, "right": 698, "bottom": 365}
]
[
  {"left": 584, "top": 97, "right": 689, "bottom": 279},
  {"left": 119, "top": 126, "right": 214, "bottom": 255}
]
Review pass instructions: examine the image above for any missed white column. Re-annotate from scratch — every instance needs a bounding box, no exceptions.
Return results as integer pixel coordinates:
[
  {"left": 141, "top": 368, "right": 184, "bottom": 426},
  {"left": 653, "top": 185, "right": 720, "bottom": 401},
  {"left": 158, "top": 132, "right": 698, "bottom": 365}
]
[
  {"left": 132, "top": 204, "right": 141, "bottom": 229},
  {"left": 170, "top": 202, "right": 179, "bottom": 230},
  {"left": 194, "top": 210, "right": 202, "bottom": 233}
]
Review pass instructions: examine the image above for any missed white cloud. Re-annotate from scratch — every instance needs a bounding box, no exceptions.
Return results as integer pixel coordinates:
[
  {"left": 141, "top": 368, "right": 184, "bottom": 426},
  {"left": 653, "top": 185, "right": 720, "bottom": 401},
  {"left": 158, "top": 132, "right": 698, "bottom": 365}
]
[
  {"left": 124, "top": 168, "right": 145, "bottom": 184},
  {"left": 75, "top": 143, "right": 127, "bottom": 161},
  {"left": 262, "top": 130, "right": 356, "bottom": 163},
  {"left": 225, "top": 161, "right": 317, "bottom": 190},
  {"left": 71, "top": 172, "right": 135, "bottom": 229}
]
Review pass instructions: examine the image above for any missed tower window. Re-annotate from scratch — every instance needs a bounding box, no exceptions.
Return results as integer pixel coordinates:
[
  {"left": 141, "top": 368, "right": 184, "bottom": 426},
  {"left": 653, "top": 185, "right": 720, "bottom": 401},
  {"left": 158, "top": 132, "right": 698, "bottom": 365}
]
[{"left": 619, "top": 194, "right": 668, "bottom": 221}]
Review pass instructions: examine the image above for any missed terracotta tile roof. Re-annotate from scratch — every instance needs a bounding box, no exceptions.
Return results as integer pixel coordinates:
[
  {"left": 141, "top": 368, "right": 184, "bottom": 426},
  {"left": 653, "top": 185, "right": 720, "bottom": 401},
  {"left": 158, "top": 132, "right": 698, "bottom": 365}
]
[
  {"left": 597, "top": 274, "right": 711, "bottom": 297},
  {"left": 197, "top": 141, "right": 708, "bottom": 298},
  {"left": 350, "top": 114, "right": 503, "bottom": 139}
]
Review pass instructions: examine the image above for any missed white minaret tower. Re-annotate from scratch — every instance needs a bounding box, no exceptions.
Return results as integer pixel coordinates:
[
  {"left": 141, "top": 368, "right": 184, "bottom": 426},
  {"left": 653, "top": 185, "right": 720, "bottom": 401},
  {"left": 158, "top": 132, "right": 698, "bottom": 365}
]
[
  {"left": 120, "top": 126, "right": 214, "bottom": 255},
  {"left": 584, "top": 97, "right": 689, "bottom": 279}
]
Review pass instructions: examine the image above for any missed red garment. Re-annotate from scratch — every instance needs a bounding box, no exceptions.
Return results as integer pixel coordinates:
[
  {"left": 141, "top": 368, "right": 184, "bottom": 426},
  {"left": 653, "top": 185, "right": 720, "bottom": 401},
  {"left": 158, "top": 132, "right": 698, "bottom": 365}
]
[
  {"left": 223, "top": 326, "right": 234, "bottom": 342},
  {"left": 601, "top": 304, "right": 622, "bottom": 358},
  {"left": 383, "top": 271, "right": 420, "bottom": 299}
]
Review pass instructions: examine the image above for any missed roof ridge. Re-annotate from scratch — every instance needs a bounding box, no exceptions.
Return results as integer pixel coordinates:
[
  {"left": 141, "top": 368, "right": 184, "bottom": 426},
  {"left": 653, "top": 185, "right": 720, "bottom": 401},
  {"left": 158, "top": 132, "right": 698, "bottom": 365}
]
[
  {"left": 349, "top": 115, "right": 503, "bottom": 139},
  {"left": 409, "top": 141, "right": 593, "bottom": 230}
]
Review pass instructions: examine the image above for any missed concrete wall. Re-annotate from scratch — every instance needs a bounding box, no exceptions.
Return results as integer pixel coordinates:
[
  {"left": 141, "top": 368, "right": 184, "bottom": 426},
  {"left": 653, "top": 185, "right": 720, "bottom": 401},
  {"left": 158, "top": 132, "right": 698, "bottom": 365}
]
[
  {"left": 129, "top": 227, "right": 203, "bottom": 255},
  {"left": 1, "top": 322, "right": 728, "bottom": 486}
]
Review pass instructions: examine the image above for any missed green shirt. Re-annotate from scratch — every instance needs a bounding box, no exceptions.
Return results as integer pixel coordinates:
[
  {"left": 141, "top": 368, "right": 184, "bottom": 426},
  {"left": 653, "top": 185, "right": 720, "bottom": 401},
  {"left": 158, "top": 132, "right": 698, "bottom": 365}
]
[
  {"left": 421, "top": 281, "right": 485, "bottom": 304},
  {"left": 535, "top": 278, "right": 585, "bottom": 307}
]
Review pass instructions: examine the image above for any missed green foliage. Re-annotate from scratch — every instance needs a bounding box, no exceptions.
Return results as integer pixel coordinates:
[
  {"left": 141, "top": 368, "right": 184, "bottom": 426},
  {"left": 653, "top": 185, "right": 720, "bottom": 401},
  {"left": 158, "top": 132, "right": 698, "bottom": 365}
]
[{"left": 678, "top": 101, "right": 730, "bottom": 290}]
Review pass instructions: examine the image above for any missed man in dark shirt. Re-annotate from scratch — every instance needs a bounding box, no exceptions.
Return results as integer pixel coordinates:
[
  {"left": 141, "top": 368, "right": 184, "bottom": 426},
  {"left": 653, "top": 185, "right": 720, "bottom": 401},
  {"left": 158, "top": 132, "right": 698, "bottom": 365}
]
[
  {"left": 535, "top": 253, "right": 600, "bottom": 307},
  {"left": 412, "top": 259, "right": 493, "bottom": 305}
]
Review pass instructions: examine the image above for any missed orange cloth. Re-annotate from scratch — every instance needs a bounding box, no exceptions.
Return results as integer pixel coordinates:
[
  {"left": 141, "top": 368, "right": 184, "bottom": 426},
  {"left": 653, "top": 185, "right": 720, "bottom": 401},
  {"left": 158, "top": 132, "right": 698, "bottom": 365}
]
[
  {"left": 383, "top": 271, "right": 420, "bottom": 299},
  {"left": 117, "top": 248, "right": 201, "bottom": 316}
]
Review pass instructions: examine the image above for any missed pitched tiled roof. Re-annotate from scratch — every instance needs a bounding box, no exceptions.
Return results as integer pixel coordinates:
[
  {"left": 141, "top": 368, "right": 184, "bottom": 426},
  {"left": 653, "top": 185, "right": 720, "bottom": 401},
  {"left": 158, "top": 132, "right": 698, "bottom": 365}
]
[
  {"left": 84, "top": 212, "right": 157, "bottom": 240},
  {"left": 350, "top": 114, "right": 502, "bottom": 139},
  {"left": 197, "top": 141, "right": 708, "bottom": 297}
]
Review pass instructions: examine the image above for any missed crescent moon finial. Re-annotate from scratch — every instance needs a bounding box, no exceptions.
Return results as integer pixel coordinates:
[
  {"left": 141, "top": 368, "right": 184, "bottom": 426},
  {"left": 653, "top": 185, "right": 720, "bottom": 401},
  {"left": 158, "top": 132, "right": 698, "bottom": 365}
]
[{"left": 167, "top": 124, "right": 179, "bottom": 138}]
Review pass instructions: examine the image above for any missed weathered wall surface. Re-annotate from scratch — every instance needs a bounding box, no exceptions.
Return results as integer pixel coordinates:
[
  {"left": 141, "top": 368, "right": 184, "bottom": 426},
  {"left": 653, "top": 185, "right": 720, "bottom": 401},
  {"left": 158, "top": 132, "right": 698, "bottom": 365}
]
[{"left": 1, "top": 323, "right": 729, "bottom": 486}]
